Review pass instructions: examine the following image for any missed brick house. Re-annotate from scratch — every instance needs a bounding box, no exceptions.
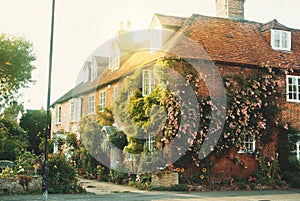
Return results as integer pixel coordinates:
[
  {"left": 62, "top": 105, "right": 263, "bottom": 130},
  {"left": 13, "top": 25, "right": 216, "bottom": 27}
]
[{"left": 51, "top": 0, "right": 300, "bottom": 180}]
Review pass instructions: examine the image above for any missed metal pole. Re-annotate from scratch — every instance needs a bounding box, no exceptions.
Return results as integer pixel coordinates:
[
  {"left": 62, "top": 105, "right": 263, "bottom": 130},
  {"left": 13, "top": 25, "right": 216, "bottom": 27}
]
[{"left": 42, "top": 0, "right": 55, "bottom": 199}]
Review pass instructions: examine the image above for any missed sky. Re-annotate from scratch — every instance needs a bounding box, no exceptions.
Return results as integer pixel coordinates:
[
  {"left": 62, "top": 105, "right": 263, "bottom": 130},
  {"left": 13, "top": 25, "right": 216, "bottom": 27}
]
[{"left": 1, "top": 0, "right": 300, "bottom": 110}]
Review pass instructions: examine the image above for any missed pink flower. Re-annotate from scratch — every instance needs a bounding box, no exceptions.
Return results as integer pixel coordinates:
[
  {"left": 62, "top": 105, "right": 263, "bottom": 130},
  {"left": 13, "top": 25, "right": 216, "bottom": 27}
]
[
  {"left": 284, "top": 123, "right": 289, "bottom": 130},
  {"left": 258, "top": 121, "right": 266, "bottom": 129}
]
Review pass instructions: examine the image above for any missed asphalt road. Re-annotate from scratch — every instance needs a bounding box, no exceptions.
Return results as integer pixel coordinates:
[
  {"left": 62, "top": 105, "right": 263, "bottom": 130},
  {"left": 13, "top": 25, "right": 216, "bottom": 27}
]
[{"left": 1, "top": 177, "right": 300, "bottom": 201}]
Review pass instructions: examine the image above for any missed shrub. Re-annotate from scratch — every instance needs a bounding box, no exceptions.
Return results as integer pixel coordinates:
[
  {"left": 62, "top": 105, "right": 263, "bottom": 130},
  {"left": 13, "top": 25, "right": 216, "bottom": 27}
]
[
  {"left": 47, "top": 154, "right": 85, "bottom": 194},
  {"left": 110, "top": 169, "right": 128, "bottom": 184}
]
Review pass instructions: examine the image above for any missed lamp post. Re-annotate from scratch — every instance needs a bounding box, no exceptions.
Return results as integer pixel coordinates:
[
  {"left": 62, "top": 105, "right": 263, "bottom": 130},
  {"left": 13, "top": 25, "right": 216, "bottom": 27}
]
[{"left": 42, "top": 0, "right": 55, "bottom": 199}]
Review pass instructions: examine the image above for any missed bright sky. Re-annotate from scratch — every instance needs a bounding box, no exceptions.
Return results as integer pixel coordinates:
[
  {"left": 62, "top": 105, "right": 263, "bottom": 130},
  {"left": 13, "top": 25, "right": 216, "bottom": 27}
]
[{"left": 1, "top": 0, "right": 300, "bottom": 110}]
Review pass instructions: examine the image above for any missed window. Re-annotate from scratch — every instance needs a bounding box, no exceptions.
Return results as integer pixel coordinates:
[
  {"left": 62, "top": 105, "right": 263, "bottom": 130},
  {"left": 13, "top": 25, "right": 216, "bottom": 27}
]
[
  {"left": 113, "top": 86, "right": 119, "bottom": 102},
  {"left": 109, "top": 43, "right": 120, "bottom": 71},
  {"left": 239, "top": 133, "right": 255, "bottom": 153},
  {"left": 146, "top": 133, "right": 155, "bottom": 153},
  {"left": 70, "top": 101, "right": 75, "bottom": 122},
  {"left": 70, "top": 98, "right": 82, "bottom": 122},
  {"left": 55, "top": 105, "right": 61, "bottom": 124},
  {"left": 91, "top": 63, "right": 97, "bottom": 81},
  {"left": 88, "top": 95, "right": 95, "bottom": 114},
  {"left": 296, "top": 141, "right": 300, "bottom": 161},
  {"left": 99, "top": 90, "right": 106, "bottom": 111},
  {"left": 271, "top": 29, "right": 291, "bottom": 51},
  {"left": 289, "top": 134, "right": 300, "bottom": 161},
  {"left": 150, "top": 29, "right": 162, "bottom": 53},
  {"left": 287, "top": 75, "right": 300, "bottom": 102},
  {"left": 142, "top": 69, "right": 155, "bottom": 96}
]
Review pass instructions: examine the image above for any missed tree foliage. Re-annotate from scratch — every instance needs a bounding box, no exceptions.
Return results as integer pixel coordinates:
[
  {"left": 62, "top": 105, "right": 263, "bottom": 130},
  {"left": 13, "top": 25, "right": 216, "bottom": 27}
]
[
  {"left": 0, "top": 34, "right": 35, "bottom": 110},
  {"left": 19, "top": 109, "right": 47, "bottom": 156},
  {"left": 0, "top": 118, "right": 28, "bottom": 160}
]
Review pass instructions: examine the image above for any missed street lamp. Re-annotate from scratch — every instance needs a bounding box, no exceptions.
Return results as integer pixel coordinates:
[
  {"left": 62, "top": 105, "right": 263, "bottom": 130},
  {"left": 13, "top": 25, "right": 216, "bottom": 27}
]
[{"left": 42, "top": 0, "right": 55, "bottom": 199}]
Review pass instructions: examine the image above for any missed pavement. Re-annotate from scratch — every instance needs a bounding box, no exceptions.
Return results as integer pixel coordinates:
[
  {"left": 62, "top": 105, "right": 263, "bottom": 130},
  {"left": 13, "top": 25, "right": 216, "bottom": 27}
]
[{"left": 0, "top": 177, "right": 300, "bottom": 201}]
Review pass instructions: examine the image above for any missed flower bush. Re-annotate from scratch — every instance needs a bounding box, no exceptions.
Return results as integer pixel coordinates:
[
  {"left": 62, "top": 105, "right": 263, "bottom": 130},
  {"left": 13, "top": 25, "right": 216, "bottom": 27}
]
[{"left": 47, "top": 153, "right": 85, "bottom": 194}]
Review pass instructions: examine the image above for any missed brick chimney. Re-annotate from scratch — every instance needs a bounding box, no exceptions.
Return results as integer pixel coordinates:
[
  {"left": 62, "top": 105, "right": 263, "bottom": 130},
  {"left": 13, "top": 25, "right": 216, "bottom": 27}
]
[{"left": 215, "top": 0, "right": 245, "bottom": 20}]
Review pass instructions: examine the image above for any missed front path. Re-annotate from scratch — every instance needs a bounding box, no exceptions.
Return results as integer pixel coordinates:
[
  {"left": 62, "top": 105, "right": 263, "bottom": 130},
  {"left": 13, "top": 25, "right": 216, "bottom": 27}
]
[{"left": 0, "top": 178, "right": 299, "bottom": 200}]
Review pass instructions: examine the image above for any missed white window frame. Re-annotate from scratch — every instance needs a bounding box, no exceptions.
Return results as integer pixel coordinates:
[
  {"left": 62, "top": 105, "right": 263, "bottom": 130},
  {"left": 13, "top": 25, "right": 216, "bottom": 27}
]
[
  {"left": 70, "top": 98, "right": 82, "bottom": 122},
  {"left": 238, "top": 133, "right": 256, "bottom": 153},
  {"left": 91, "top": 64, "right": 97, "bottom": 81},
  {"left": 99, "top": 90, "right": 106, "bottom": 111},
  {"left": 287, "top": 75, "right": 300, "bottom": 102},
  {"left": 113, "top": 86, "right": 119, "bottom": 102},
  {"left": 142, "top": 69, "right": 155, "bottom": 96},
  {"left": 289, "top": 134, "right": 300, "bottom": 161},
  {"left": 150, "top": 29, "right": 162, "bottom": 53},
  {"left": 88, "top": 94, "right": 95, "bottom": 114},
  {"left": 146, "top": 133, "right": 155, "bottom": 153},
  {"left": 55, "top": 105, "right": 62, "bottom": 124},
  {"left": 271, "top": 29, "right": 291, "bottom": 51},
  {"left": 70, "top": 101, "right": 75, "bottom": 122},
  {"left": 109, "top": 45, "right": 120, "bottom": 71},
  {"left": 296, "top": 141, "right": 300, "bottom": 161}
]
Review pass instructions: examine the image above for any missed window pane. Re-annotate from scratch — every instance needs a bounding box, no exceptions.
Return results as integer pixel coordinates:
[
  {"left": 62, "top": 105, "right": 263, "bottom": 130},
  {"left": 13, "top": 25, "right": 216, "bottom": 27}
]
[
  {"left": 282, "top": 32, "right": 288, "bottom": 48},
  {"left": 274, "top": 31, "right": 280, "bottom": 47},
  {"left": 288, "top": 77, "right": 293, "bottom": 85}
]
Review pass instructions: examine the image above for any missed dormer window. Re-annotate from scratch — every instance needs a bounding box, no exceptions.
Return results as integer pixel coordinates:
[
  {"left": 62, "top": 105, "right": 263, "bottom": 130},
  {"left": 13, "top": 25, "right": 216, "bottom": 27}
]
[
  {"left": 109, "top": 42, "right": 120, "bottom": 71},
  {"left": 150, "top": 29, "right": 162, "bottom": 53},
  {"left": 271, "top": 29, "right": 291, "bottom": 51},
  {"left": 91, "top": 60, "right": 98, "bottom": 81}
]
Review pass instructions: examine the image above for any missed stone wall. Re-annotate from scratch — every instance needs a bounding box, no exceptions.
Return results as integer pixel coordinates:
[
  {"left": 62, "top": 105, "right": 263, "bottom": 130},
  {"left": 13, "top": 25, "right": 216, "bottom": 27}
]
[
  {"left": 151, "top": 171, "right": 178, "bottom": 187},
  {"left": 0, "top": 176, "right": 41, "bottom": 195}
]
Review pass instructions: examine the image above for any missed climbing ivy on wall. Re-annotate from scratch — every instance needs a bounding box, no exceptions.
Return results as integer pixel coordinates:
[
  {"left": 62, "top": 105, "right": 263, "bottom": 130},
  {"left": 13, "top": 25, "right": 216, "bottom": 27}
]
[{"left": 113, "top": 58, "right": 296, "bottom": 171}]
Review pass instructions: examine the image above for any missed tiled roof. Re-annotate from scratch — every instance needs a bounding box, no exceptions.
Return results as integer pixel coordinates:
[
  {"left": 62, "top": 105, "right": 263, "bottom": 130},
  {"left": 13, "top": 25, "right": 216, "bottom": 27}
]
[
  {"left": 53, "top": 13, "right": 300, "bottom": 105},
  {"left": 166, "top": 14, "right": 300, "bottom": 68},
  {"left": 154, "top": 13, "right": 186, "bottom": 28},
  {"left": 52, "top": 50, "right": 166, "bottom": 105}
]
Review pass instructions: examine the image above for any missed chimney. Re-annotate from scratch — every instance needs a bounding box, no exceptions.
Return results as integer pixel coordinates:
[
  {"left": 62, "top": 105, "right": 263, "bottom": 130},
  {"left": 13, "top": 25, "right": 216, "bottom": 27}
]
[
  {"left": 126, "top": 20, "right": 131, "bottom": 31},
  {"left": 215, "top": 0, "right": 245, "bottom": 20}
]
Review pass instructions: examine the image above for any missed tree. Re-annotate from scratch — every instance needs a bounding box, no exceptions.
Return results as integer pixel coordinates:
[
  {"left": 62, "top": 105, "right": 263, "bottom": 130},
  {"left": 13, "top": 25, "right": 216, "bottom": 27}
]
[
  {"left": 0, "top": 34, "right": 35, "bottom": 110},
  {"left": 0, "top": 118, "right": 28, "bottom": 160},
  {"left": 1, "top": 101, "right": 24, "bottom": 121},
  {"left": 19, "top": 109, "right": 47, "bottom": 156}
]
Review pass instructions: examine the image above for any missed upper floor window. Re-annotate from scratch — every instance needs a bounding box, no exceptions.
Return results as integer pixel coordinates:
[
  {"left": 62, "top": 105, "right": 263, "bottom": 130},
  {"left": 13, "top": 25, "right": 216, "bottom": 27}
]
[
  {"left": 239, "top": 133, "right": 255, "bottom": 153},
  {"left": 271, "top": 29, "right": 291, "bottom": 51},
  {"left": 70, "top": 98, "right": 82, "bottom": 122},
  {"left": 113, "top": 86, "right": 119, "bottom": 102},
  {"left": 142, "top": 69, "right": 155, "bottom": 96},
  {"left": 70, "top": 101, "right": 75, "bottom": 122},
  {"left": 99, "top": 90, "right": 106, "bottom": 111},
  {"left": 55, "top": 105, "right": 62, "bottom": 124},
  {"left": 287, "top": 75, "right": 300, "bottom": 102},
  {"left": 88, "top": 94, "right": 95, "bottom": 114}
]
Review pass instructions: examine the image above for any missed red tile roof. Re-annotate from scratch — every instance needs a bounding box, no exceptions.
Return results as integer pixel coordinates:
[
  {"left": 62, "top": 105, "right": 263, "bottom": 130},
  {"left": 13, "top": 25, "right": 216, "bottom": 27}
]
[
  {"left": 154, "top": 13, "right": 186, "bottom": 28},
  {"left": 165, "top": 14, "right": 300, "bottom": 68},
  {"left": 53, "top": 13, "right": 300, "bottom": 104}
]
